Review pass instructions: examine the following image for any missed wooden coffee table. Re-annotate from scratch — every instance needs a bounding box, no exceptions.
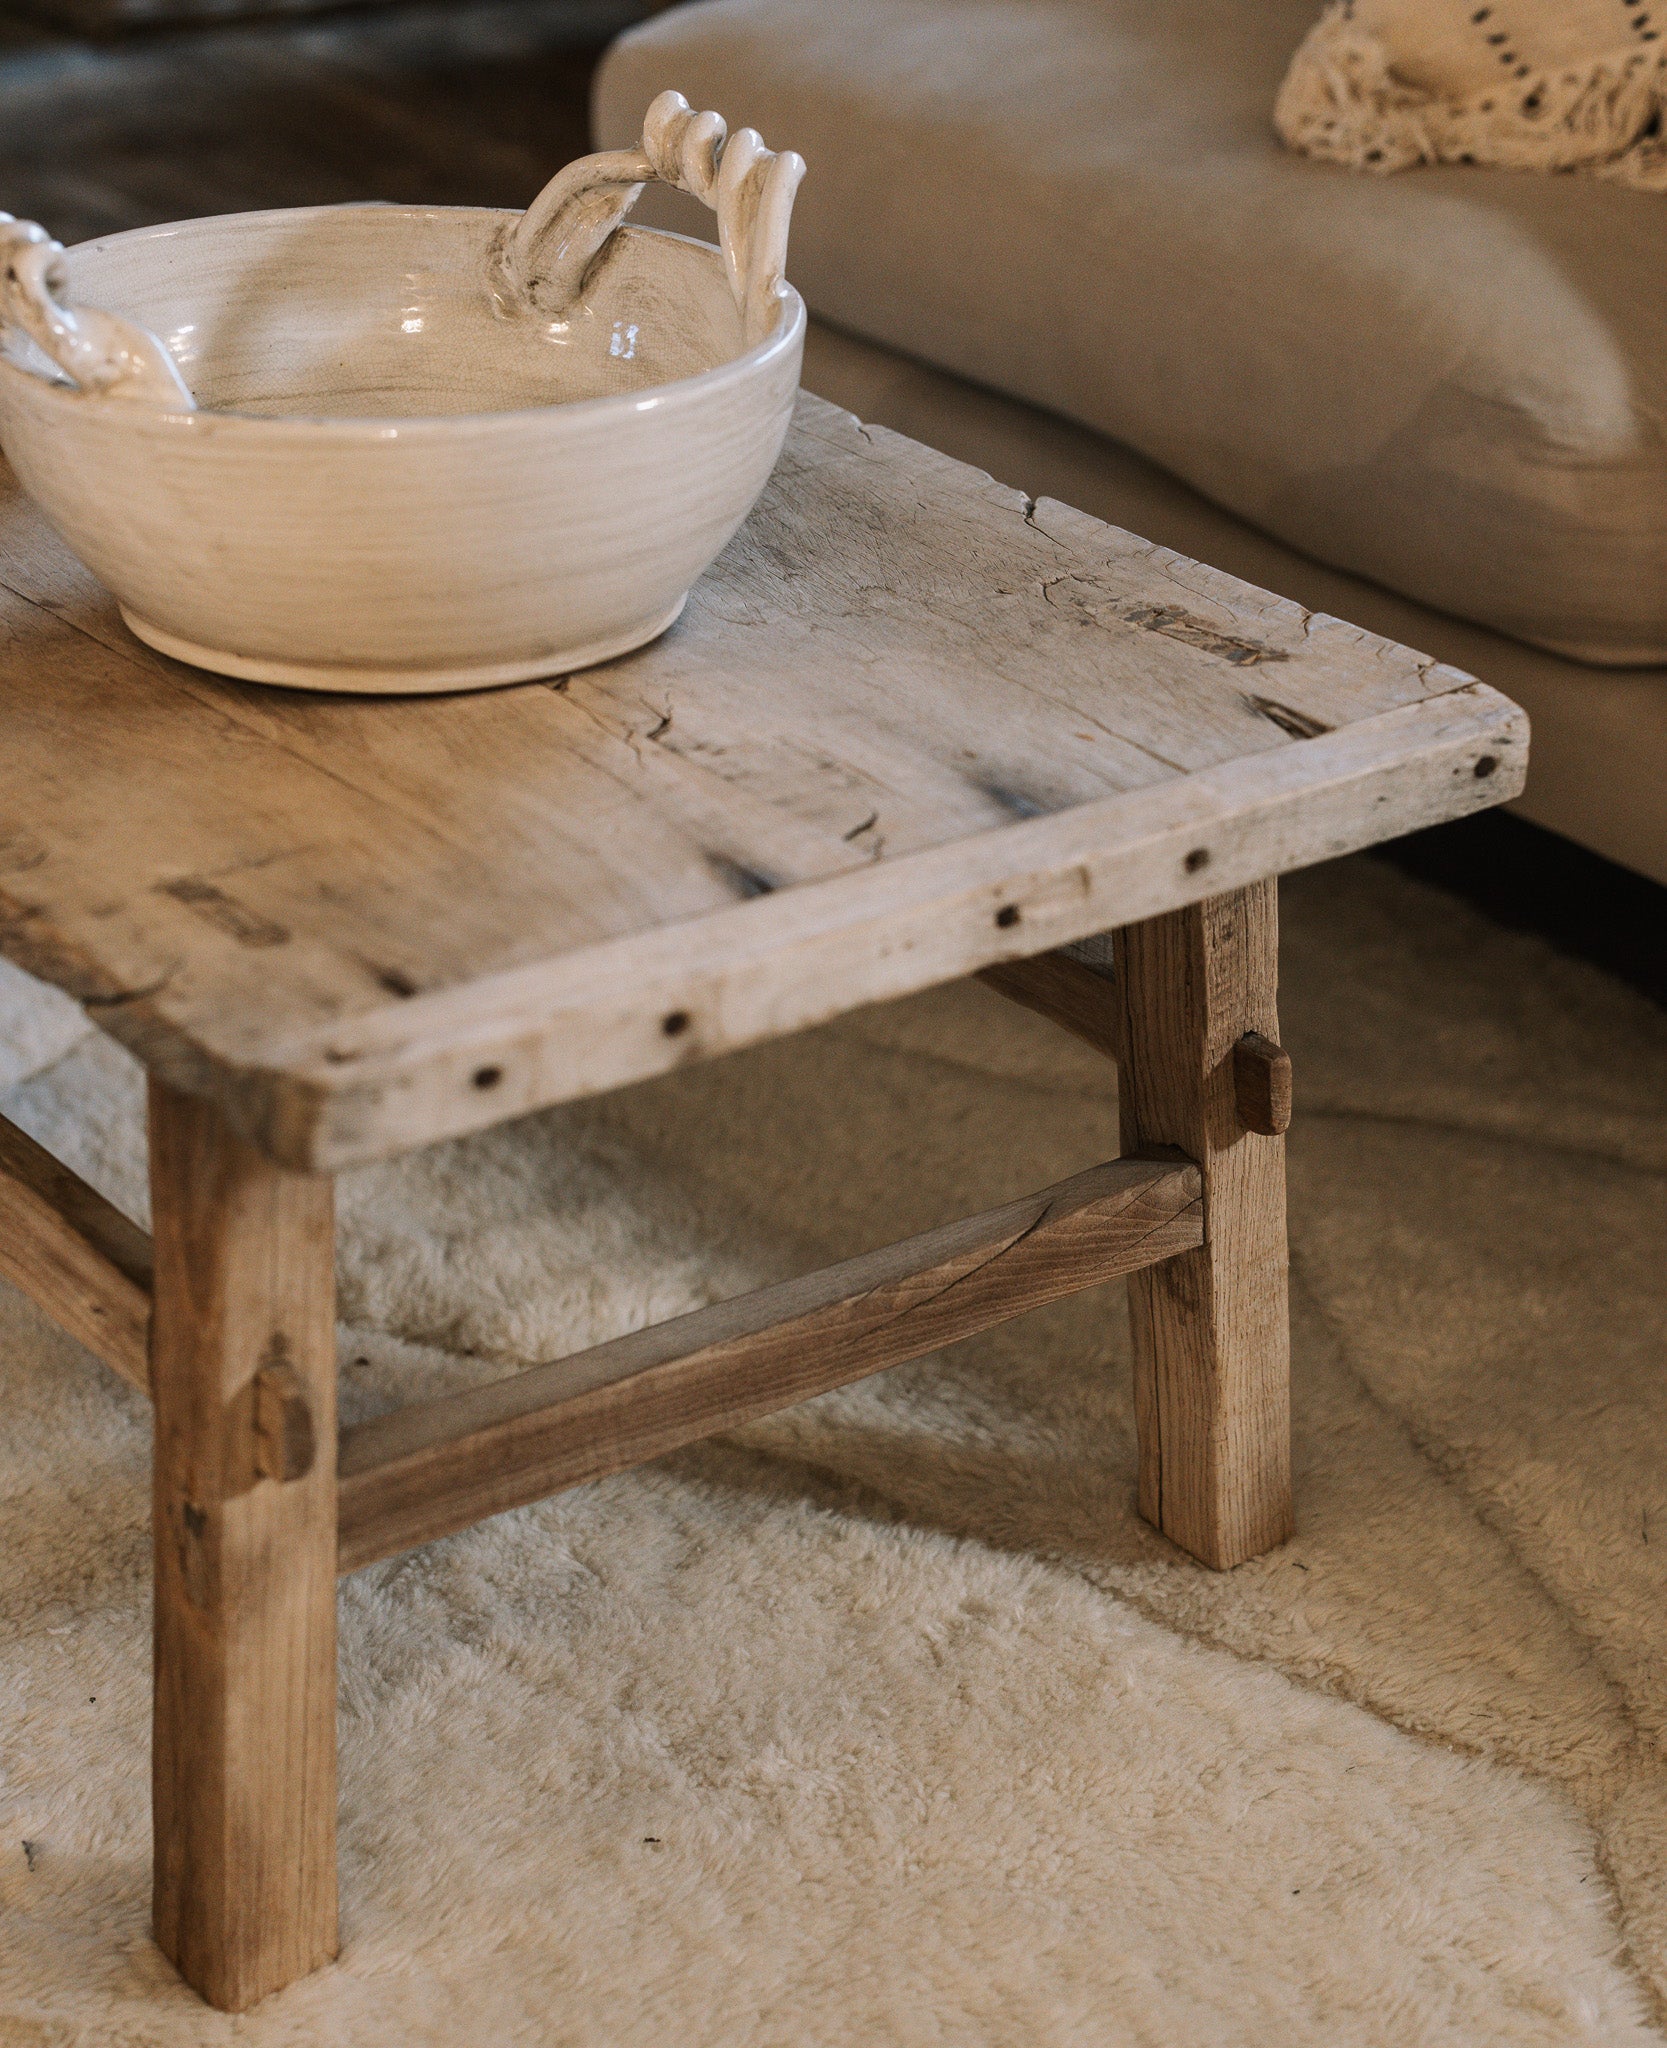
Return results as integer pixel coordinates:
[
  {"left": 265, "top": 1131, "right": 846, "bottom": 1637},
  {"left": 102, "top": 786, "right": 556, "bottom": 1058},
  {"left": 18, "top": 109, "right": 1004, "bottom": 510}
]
[{"left": 0, "top": 394, "right": 1526, "bottom": 2010}]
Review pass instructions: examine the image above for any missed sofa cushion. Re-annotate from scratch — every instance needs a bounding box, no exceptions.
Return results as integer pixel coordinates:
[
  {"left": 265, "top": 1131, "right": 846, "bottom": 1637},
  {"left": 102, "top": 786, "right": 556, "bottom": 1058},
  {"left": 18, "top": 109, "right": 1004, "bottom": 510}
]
[{"left": 596, "top": 0, "right": 1667, "bottom": 666}]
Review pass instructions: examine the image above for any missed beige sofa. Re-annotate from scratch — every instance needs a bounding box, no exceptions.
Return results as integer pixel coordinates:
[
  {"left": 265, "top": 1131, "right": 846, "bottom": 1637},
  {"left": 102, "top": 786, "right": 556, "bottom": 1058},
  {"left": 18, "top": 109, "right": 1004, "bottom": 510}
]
[{"left": 596, "top": 0, "right": 1667, "bottom": 885}]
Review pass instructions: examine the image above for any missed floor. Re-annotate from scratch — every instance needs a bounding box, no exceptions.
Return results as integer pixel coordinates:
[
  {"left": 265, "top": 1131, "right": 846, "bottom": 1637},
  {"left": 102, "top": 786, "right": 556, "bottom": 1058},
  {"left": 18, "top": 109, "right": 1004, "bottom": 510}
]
[{"left": 0, "top": 0, "right": 645, "bottom": 241}]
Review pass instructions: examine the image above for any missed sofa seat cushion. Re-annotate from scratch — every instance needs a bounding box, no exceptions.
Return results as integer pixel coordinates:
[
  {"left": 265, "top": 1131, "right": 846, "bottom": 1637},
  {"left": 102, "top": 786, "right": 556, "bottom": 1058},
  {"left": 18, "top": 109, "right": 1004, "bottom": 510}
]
[{"left": 596, "top": 0, "right": 1667, "bottom": 666}]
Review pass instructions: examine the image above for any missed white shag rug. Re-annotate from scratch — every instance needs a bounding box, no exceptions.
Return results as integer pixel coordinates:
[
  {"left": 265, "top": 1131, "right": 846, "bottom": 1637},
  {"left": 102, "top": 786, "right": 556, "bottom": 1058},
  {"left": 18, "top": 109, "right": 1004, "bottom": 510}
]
[{"left": 2, "top": 855, "right": 1667, "bottom": 2046}]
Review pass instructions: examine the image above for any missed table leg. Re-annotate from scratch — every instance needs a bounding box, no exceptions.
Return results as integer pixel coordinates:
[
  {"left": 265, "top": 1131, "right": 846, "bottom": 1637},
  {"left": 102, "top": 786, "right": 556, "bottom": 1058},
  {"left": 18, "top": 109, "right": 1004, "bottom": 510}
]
[
  {"left": 148, "top": 1079, "right": 338, "bottom": 2010},
  {"left": 1113, "top": 881, "right": 1293, "bottom": 1568}
]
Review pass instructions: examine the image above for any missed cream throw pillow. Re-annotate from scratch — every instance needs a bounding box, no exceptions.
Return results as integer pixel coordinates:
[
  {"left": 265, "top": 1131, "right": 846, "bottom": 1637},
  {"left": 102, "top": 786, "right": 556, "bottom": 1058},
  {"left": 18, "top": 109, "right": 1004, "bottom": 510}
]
[{"left": 1277, "top": 0, "right": 1667, "bottom": 187}]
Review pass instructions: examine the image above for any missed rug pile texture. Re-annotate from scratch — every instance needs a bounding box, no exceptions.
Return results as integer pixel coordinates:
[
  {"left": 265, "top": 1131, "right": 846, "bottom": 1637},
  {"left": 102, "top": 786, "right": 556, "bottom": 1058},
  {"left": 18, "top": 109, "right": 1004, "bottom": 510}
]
[{"left": 2, "top": 856, "right": 1666, "bottom": 2044}]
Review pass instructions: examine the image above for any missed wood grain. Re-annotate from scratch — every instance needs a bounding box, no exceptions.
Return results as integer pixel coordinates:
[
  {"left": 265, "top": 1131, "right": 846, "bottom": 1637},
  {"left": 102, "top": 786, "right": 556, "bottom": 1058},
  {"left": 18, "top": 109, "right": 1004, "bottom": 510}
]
[
  {"left": 0, "top": 1, "right": 619, "bottom": 243},
  {"left": 337, "top": 1153, "right": 1202, "bottom": 1572},
  {"left": 1114, "top": 884, "right": 1293, "bottom": 1569},
  {"left": 267, "top": 684, "right": 1523, "bottom": 1170},
  {"left": 0, "top": 396, "right": 1526, "bottom": 1168},
  {"left": 977, "top": 948, "right": 1120, "bottom": 1060},
  {"left": 0, "top": 1110, "right": 152, "bottom": 1389},
  {"left": 149, "top": 1079, "right": 338, "bottom": 2011}
]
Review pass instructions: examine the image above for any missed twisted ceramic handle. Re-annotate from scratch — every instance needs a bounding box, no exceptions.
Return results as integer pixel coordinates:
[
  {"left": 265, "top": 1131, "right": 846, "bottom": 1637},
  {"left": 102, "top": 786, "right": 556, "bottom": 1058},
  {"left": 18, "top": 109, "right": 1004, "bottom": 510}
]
[
  {"left": 501, "top": 91, "right": 806, "bottom": 345},
  {"left": 0, "top": 215, "right": 195, "bottom": 408}
]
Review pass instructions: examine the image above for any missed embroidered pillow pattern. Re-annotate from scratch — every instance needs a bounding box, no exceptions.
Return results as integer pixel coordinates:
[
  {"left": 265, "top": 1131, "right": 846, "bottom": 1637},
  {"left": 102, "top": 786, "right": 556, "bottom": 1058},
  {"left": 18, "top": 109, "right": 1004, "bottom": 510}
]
[{"left": 1276, "top": 0, "right": 1667, "bottom": 186}]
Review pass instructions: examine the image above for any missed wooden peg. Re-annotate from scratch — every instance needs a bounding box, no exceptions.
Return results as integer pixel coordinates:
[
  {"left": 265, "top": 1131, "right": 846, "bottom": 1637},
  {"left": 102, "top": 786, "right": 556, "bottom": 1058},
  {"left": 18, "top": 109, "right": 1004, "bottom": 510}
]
[
  {"left": 253, "top": 1348, "right": 317, "bottom": 1484},
  {"left": 1233, "top": 1032, "right": 1293, "bottom": 1138}
]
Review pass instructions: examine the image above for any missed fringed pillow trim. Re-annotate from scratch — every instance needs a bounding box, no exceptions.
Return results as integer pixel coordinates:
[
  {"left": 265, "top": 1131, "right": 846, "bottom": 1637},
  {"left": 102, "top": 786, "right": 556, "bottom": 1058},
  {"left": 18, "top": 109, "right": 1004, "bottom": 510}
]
[{"left": 1275, "top": 4, "right": 1667, "bottom": 190}]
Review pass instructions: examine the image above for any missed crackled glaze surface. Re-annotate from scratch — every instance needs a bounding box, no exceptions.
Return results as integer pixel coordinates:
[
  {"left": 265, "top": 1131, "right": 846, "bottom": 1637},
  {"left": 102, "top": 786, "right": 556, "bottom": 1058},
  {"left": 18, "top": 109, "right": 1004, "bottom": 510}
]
[{"left": 0, "top": 96, "right": 806, "bottom": 692}]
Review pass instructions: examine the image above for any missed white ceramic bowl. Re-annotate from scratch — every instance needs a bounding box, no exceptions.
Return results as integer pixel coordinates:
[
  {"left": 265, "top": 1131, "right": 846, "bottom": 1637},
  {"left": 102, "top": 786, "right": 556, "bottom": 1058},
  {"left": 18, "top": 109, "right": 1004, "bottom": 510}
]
[{"left": 0, "top": 93, "right": 806, "bottom": 692}]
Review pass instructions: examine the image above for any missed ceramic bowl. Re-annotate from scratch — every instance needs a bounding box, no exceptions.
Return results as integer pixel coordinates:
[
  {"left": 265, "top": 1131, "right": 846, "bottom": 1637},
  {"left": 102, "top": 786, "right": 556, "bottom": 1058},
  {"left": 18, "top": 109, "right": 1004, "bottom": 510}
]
[{"left": 0, "top": 93, "right": 806, "bottom": 692}]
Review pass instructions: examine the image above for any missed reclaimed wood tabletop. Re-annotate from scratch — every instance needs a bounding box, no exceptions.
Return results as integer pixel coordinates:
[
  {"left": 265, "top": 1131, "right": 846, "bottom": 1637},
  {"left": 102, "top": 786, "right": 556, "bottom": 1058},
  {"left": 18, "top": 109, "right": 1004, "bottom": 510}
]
[{"left": 0, "top": 392, "right": 1526, "bottom": 1170}]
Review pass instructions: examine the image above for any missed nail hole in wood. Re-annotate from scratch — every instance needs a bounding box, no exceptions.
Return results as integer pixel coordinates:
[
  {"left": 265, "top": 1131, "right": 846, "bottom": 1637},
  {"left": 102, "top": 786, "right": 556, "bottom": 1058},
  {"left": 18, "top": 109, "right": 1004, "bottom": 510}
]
[
  {"left": 1474, "top": 755, "right": 1498, "bottom": 778},
  {"left": 472, "top": 1065, "right": 503, "bottom": 1090},
  {"left": 662, "top": 1010, "right": 691, "bottom": 1037},
  {"left": 1185, "top": 848, "right": 1211, "bottom": 873},
  {"left": 995, "top": 904, "right": 1021, "bottom": 928}
]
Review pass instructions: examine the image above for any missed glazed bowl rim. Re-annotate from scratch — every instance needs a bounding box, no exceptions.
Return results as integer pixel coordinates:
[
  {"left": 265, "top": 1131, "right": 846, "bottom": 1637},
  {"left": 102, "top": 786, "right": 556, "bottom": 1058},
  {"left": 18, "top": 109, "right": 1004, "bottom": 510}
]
[{"left": 2, "top": 203, "right": 806, "bottom": 439}]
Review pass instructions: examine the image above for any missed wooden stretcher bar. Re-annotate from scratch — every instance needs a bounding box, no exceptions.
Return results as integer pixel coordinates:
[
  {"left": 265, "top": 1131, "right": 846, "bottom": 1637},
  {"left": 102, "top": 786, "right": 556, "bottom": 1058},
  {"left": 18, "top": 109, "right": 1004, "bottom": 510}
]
[{"left": 0, "top": 1110, "right": 1202, "bottom": 1577}]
